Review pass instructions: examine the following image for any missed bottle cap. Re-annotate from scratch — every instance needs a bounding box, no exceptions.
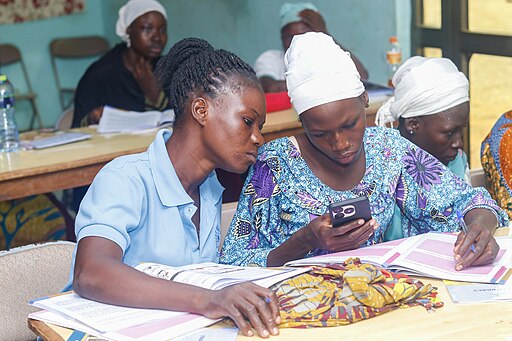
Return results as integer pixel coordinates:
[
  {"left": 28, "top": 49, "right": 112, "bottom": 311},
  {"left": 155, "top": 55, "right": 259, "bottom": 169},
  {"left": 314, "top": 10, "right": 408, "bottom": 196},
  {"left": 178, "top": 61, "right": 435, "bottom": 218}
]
[
  {"left": 0, "top": 75, "right": 6, "bottom": 82},
  {"left": 389, "top": 36, "right": 398, "bottom": 43}
]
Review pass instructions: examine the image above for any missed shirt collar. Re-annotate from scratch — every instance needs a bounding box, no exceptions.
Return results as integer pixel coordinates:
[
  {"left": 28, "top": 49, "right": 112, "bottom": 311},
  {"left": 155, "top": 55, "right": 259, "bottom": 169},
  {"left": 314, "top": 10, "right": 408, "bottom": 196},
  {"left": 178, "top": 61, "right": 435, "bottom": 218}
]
[{"left": 149, "top": 129, "right": 224, "bottom": 207}]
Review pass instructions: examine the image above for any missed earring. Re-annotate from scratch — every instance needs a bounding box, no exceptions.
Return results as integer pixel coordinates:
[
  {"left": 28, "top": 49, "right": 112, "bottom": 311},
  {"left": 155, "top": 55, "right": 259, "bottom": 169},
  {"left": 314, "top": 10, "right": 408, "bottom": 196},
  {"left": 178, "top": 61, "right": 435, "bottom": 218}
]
[
  {"left": 126, "top": 37, "right": 131, "bottom": 48},
  {"left": 409, "top": 130, "right": 414, "bottom": 135}
]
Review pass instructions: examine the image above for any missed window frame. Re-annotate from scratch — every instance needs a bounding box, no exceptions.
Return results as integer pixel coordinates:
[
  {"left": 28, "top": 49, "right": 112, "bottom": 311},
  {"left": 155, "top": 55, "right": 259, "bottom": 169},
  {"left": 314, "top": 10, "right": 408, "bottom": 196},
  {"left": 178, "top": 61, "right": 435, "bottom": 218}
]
[{"left": 411, "top": 0, "right": 512, "bottom": 165}]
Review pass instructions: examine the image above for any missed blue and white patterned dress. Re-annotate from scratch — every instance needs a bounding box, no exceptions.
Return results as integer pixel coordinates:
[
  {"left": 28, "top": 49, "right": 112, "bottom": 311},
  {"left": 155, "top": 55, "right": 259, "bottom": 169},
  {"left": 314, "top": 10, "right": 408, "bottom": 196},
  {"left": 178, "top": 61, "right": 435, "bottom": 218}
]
[{"left": 220, "top": 127, "right": 508, "bottom": 266}]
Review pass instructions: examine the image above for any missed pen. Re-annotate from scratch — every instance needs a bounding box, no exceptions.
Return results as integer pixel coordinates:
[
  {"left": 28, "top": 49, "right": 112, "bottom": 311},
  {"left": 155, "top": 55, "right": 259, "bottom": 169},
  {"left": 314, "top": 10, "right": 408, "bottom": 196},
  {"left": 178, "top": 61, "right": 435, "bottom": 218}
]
[{"left": 456, "top": 210, "right": 476, "bottom": 253}]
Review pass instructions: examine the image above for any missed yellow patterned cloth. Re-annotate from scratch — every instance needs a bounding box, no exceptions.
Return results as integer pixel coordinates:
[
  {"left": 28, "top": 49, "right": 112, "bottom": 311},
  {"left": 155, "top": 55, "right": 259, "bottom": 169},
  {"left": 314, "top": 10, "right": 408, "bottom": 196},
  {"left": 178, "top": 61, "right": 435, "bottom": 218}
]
[
  {"left": 273, "top": 258, "right": 442, "bottom": 328},
  {"left": 0, "top": 194, "right": 72, "bottom": 250}
]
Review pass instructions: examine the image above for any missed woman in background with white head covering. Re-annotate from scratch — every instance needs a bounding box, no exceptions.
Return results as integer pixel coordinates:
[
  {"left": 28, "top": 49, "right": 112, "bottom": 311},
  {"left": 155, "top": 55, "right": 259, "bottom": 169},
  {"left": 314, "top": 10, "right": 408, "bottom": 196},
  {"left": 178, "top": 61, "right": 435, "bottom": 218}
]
[
  {"left": 221, "top": 32, "right": 507, "bottom": 271},
  {"left": 70, "top": 0, "right": 170, "bottom": 214},
  {"left": 376, "top": 56, "right": 471, "bottom": 182},
  {"left": 254, "top": 2, "right": 368, "bottom": 93},
  {"left": 375, "top": 57, "right": 471, "bottom": 241},
  {"left": 73, "top": 0, "right": 169, "bottom": 128}
]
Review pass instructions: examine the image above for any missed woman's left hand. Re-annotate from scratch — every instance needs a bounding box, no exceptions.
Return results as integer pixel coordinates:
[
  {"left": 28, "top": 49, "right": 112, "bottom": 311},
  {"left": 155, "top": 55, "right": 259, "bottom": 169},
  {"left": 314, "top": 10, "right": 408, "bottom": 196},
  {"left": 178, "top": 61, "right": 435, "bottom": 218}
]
[
  {"left": 132, "top": 56, "right": 161, "bottom": 102},
  {"left": 299, "top": 9, "right": 327, "bottom": 33},
  {"left": 453, "top": 222, "right": 500, "bottom": 270}
]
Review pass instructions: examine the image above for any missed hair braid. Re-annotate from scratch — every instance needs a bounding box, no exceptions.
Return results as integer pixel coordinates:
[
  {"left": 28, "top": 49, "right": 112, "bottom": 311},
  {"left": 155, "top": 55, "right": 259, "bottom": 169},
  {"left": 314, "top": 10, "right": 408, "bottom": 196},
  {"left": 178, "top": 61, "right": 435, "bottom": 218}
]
[{"left": 155, "top": 38, "right": 260, "bottom": 126}]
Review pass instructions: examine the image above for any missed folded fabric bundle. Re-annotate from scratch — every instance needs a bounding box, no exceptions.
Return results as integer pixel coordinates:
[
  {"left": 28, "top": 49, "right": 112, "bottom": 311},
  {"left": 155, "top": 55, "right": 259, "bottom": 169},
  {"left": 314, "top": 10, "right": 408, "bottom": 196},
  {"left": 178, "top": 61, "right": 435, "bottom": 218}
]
[{"left": 273, "top": 258, "right": 443, "bottom": 328}]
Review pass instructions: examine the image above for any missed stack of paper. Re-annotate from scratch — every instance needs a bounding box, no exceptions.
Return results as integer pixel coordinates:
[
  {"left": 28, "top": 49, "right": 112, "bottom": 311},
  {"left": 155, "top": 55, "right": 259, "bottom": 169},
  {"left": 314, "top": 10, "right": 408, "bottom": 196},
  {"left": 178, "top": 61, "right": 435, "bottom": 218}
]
[{"left": 97, "top": 106, "right": 175, "bottom": 134}]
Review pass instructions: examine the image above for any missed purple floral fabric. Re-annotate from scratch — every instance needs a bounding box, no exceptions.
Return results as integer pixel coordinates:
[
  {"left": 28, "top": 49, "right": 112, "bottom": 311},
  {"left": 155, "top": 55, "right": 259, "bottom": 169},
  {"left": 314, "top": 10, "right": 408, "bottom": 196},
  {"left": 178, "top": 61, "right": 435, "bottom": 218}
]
[{"left": 220, "top": 127, "right": 508, "bottom": 267}]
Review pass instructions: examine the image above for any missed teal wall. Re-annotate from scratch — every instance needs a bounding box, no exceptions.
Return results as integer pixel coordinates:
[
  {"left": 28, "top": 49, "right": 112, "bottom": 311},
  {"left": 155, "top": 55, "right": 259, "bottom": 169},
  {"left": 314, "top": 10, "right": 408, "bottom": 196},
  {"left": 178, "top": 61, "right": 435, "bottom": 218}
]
[{"left": 0, "top": 0, "right": 411, "bottom": 131}]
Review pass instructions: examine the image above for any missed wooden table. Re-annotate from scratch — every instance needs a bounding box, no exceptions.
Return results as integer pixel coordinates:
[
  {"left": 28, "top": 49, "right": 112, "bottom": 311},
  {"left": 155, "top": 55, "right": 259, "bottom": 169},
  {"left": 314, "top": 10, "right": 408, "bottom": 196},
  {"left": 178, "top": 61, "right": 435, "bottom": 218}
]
[
  {"left": 0, "top": 109, "right": 301, "bottom": 202},
  {"left": 28, "top": 275, "right": 512, "bottom": 341},
  {"left": 0, "top": 99, "right": 385, "bottom": 202},
  {"left": 0, "top": 129, "right": 156, "bottom": 201}
]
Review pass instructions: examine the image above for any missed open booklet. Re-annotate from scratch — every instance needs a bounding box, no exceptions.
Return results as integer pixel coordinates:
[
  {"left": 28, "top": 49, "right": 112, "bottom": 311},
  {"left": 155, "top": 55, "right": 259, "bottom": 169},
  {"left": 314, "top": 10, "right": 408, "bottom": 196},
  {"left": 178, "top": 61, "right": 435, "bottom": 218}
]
[
  {"left": 97, "top": 106, "right": 175, "bottom": 134},
  {"left": 29, "top": 263, "right": 309, "bottom": 341},
  {"left": 135, "top": 261, "right": 310, "bottom": 290},
  {"left": 285, "top": 232, "right": 512, "bottom": 284}
]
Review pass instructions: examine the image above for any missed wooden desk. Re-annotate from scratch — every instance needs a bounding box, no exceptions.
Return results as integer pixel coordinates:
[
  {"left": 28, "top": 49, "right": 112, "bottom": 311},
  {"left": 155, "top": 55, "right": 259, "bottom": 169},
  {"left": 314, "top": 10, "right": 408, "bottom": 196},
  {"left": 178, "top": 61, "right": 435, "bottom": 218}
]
[
  {"left": 0, "top": 129, "right": 156, "bottom": 201},
  {"left": 0, "top": 110, "right": 302, "bottom": 202},
  {"left": 262, "top": 108, "right": 302, "bottom": 142},
  {"left": 28, "top": 276, "right": 512, "bottom": 341},
  {"left": 0, "top": 102, "right": 383, "bottom": 202}
]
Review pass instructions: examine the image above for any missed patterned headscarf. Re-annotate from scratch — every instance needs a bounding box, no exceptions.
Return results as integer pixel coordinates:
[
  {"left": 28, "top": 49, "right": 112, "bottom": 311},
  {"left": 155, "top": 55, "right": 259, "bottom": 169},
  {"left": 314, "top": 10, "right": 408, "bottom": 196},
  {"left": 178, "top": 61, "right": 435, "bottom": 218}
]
[
  {"left": 284, "top": 32, "right": 365, "bottom": 115},
  {"left": 375, "top": 56, "right": 469, "bottom": 127}
]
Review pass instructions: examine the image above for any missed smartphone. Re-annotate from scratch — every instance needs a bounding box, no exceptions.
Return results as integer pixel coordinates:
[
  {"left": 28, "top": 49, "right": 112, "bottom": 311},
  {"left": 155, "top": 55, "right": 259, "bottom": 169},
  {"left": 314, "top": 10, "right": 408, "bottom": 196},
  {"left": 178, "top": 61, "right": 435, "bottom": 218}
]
[{"left": 329, "top": 196, "right": 372, "bottom": 227}]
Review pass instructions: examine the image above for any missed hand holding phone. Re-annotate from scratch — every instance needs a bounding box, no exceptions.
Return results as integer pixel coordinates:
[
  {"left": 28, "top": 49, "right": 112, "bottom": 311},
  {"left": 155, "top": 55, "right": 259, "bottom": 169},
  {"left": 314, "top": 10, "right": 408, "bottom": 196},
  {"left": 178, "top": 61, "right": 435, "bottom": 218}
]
[{"left": 329, "top": 196, "right": 372, "bottom": 228}]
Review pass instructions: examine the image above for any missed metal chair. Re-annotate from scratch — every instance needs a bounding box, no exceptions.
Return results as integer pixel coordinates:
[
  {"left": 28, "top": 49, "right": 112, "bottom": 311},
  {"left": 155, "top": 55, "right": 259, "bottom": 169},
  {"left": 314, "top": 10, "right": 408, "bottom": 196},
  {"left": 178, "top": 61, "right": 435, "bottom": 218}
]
[
  {"left": 49, "top": 36, "right": 109, "bottom": 110},
  {"left": 0, "top": 44, "right": 43, "bottom": 130}
]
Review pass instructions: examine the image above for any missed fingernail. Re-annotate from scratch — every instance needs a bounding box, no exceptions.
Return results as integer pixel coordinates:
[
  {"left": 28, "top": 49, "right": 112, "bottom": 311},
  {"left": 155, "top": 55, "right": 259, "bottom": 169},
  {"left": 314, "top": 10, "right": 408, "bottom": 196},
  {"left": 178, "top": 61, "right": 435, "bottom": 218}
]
[
  {"left": 276, "top": 316, "right": 281, "bottom": 324},
  {"left": 456, "top": 264, "right": 463, "bottom": 271},
  {"left": 247, "top": 330, "right": 254, "bottom": 337},
  {"left": 263, "top": 329, "right": 269, "bottom": 337},
  {"left": 358, "top": 219, "right": 364, "bottom": 225},
  {"left": 454, "top": 254, "right": 461, "bottom": 261},
  {"left": 272, "top": 327, "right": 279, "bottom": 335}
]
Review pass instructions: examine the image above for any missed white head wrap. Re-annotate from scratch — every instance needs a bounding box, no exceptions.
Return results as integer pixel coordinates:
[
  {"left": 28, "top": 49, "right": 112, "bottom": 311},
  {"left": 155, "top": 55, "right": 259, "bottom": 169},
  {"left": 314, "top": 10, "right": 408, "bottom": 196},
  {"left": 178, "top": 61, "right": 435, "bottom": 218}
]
[
  {"left": 375, "top": 56, "right": 469, "bottom": 127},
  {"left": 284, "top": 32, "right": 365, "bottom": 115},
  {"left": 115, "top": 0, "right": 167, "bottom": 45},
  {"left": 279, "top": 2, "right": 318, "bottom": 29}
]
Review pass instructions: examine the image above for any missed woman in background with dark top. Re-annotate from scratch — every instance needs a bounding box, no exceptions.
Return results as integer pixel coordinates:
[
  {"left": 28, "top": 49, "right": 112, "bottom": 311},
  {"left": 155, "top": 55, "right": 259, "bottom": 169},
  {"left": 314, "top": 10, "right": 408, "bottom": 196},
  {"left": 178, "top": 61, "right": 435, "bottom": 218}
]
[
  {"left": 71, "top": 0, "right": 170, "bottom": 212},
  {"left": 72, "top": 0, "right": 169, "bottom": 128}
]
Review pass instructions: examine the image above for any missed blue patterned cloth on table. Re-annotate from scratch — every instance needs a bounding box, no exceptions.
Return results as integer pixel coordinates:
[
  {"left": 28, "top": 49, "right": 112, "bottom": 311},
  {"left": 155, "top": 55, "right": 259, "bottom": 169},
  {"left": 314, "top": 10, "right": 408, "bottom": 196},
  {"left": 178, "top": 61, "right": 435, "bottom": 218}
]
[{"left": 220, "top": 127, "right": 508, "bottom": 266}]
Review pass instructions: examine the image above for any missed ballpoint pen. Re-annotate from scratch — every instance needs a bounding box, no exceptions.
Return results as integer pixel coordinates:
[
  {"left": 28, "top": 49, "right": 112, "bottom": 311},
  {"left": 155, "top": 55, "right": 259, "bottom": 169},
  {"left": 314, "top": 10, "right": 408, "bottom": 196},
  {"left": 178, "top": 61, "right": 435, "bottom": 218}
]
[{"left": 456, "top": 210, "right": 476, "bottom": 253}]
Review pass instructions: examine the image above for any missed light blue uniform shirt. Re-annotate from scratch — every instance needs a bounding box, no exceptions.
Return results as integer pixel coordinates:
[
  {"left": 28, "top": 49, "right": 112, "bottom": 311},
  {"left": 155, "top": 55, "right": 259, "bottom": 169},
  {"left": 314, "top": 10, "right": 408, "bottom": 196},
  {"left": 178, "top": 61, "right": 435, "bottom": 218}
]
[{"left": 64, "top": 129, "right": 224, "bottom": 291}]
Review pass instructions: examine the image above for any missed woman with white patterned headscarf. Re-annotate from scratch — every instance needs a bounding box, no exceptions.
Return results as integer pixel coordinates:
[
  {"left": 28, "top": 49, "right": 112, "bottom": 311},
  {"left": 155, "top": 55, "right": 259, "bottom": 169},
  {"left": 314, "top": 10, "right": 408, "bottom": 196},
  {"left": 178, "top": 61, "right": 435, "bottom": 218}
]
[{"left": 220, "top": 32, "right": 507, "bottom": 272}]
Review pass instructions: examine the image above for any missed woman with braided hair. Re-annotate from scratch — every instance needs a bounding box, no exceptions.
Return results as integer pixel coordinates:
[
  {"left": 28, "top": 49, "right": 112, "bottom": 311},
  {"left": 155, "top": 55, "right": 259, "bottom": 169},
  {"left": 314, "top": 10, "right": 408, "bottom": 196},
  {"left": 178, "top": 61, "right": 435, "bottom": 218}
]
[{"left": 65, "top": 37, "right": 280, "bottom": 338}]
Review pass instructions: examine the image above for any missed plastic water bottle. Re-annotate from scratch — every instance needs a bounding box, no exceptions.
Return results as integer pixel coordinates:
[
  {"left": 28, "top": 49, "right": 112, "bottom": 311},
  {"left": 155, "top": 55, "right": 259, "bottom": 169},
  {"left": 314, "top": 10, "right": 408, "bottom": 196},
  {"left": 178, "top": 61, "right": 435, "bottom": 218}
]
[
  {"left": 386, "top": 36, "right": 402, "bottom": 88},
  {"left": 0, "top": 74, "right": 19, "bottom": 152}
]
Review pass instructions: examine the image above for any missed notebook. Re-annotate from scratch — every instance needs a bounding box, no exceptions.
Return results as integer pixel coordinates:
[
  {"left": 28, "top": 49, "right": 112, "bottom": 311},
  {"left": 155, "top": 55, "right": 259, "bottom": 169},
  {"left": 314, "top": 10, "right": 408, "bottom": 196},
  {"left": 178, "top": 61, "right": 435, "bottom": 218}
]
[{"left": 28, "top": 132, "right": 91, "bottom": 149}]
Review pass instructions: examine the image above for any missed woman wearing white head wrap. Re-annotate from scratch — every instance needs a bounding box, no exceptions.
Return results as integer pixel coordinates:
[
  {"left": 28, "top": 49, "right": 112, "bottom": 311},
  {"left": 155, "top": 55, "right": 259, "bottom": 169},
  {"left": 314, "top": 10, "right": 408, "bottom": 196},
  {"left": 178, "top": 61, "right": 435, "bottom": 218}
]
[
  {"left": 71, "top": 0, "right": 169, "bottom": 214},
  {"left": 254, "top": 2, "right": 368, "bottom": 93},
  {"left": 376, "top": 56, "right": 470, "bottom": 169},
  {"left": 221, "top": 32, "right": 507, "bottom": 271},
  {"left": 73, "top": 0, "right": 169, "bottom": 129},
  {"left": 375, "top": 57, "right": 471, "bottom": 241},
  {"left": 116, "top": 0, "right": 167, "bottom": 47}
]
